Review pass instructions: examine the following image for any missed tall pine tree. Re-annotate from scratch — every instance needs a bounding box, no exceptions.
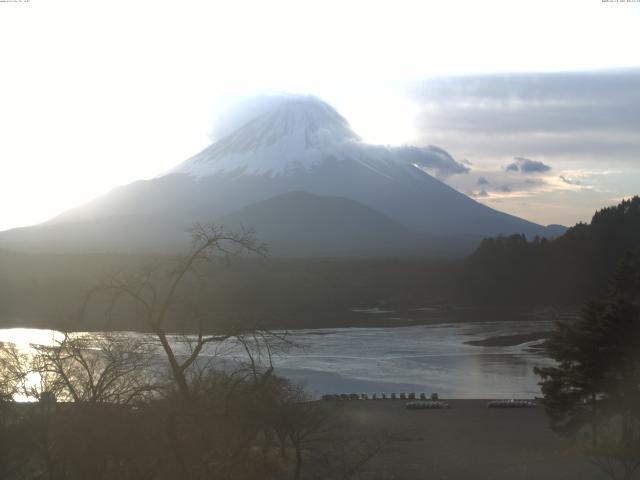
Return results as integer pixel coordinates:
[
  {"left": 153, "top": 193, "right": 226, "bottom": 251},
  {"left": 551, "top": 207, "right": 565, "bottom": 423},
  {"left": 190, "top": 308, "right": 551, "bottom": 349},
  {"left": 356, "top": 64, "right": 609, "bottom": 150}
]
[{"left": 535, "top": 249, "right": 640, "bottom": 446}]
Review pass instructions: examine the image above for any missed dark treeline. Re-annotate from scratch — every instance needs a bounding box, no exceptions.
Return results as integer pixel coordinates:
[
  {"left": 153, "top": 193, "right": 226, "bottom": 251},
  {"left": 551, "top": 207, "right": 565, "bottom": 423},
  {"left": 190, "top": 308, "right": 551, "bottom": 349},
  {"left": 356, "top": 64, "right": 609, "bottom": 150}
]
[
  {"left": 0, "top": 250, "right": 458, "bottom": 332},
  {"left": 1, "top": 197, "right": 639, "bottom": 331},
  {"left": 460, "top": 196, "right": 640, "bottom": 305}
]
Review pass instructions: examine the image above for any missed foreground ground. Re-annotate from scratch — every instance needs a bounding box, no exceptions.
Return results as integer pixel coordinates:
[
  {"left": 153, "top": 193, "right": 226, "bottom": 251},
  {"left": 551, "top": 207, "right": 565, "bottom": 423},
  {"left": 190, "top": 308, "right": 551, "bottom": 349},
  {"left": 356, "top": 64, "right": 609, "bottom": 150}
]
[{"left": 333, "top": 400, "right": 602, "bottom": 480}]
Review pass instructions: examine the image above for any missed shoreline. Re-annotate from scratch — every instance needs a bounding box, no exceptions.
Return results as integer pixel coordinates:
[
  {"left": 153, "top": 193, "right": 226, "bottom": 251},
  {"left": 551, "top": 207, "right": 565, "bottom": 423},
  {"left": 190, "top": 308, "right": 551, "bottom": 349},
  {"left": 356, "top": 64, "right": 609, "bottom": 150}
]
[
  {"left": 0, "top": 304, "right": 579, "bottom": 334},
  {"left": 464, "top": 331, "right": 552, "bottom": 347}
]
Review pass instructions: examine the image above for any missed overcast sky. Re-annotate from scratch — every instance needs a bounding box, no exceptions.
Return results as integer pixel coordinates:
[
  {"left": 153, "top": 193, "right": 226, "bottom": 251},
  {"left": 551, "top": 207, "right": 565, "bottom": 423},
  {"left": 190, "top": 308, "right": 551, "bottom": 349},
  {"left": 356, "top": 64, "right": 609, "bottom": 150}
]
[
  {"left": 1, "top": 0, "right": 638, "bottom": 231},
  {"left": 410, "top": 69, "right": 640, "bottom": 225}
]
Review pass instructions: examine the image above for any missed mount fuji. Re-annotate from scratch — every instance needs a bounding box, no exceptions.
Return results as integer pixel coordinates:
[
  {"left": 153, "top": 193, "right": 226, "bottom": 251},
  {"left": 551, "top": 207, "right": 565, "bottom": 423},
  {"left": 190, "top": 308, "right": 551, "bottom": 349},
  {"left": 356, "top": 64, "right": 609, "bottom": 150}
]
[{"left": 0, "top": 94, "right": 563, "bottom": 256}]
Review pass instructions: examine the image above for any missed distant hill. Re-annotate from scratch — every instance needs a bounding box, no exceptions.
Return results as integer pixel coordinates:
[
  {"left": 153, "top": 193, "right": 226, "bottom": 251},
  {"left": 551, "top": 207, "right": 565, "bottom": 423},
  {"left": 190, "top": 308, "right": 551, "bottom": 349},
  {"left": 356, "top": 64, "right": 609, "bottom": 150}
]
[
  {"left": 217, "top": 191, "right": 425, "bottom": 257},
  {"left": 460, "top": 196, "right": 640, "bottom": 304}
]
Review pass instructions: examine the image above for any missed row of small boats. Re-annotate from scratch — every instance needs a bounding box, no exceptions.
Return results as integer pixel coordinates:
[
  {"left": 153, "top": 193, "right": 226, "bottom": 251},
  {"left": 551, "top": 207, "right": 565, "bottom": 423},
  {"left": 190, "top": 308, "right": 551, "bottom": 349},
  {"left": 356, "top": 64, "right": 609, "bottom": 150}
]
[
  {"left": 321, "top": 394, "right": 537, "bottom": 409},
  {"left": 405, "top": 401, "right": 450, "bottom": 410},
  {"left": 321, "top": 392, "right": 439, "bottom": 401},
  {"left": 486, "top": 399, "right": 536, "bottom": 408}
]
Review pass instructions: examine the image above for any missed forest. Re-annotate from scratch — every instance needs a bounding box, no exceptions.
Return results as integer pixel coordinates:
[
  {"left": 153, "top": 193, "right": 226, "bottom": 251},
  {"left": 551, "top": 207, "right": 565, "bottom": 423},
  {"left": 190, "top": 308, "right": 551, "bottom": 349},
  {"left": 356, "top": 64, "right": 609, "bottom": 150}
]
[{"left": 461, "top": 196, "right": 640, "bottom": 305}]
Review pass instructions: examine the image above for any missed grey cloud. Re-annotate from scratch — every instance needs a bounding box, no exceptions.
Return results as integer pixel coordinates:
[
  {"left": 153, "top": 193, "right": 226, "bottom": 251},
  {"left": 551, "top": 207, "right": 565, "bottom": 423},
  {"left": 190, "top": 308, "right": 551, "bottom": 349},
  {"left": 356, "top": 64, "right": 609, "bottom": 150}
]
[
  {"left": 409, "top": 69, "right": 640, "bottom": 165},
  {"left": 411, "top": 70, "right": 640, "bottom": 105},
  {"left": 425, "top": 131, "right": 640, "bottom": 163},
  {"left": 410, "top": 70, "right": 640, "bottom": 135},
  {"left": 560, "top": 175, "right": 584, "bottom": 186},
  {"left": 525, "top": 178, "right": 543, "bottom": 185},
  {"left": 506, "top": 157, "right": 552, "bottom": 174},
  {"left": 461, "top": 171, "right": 556, "bottom": 198},
  {"left": 416, "top": 102, "right": 640, "bottom": 135},
  {"left": 340, "top": 138, "right": 470, "bottom": 179},
  {"left": 389, "top": 144, "right": 470, "bottom": 177}
]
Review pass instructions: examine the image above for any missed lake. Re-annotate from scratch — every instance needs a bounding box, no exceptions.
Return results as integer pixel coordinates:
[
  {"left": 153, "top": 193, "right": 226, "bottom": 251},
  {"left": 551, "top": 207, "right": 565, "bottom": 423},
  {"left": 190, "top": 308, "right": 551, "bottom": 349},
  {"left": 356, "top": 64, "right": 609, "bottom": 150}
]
[{"left": 0, "top": 320, "right": 553, "bottom": 399}]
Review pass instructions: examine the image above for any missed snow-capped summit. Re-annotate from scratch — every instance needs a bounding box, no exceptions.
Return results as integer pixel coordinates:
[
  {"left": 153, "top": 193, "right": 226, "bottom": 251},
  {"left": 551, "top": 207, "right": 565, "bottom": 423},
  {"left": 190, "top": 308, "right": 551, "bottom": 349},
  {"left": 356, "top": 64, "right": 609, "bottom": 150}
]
[
  {"left": 171, "top": 95, "right": 361, "bottom": 177},
  {"left": 169, "top": 94, "right": 469, "bottom": 181}
]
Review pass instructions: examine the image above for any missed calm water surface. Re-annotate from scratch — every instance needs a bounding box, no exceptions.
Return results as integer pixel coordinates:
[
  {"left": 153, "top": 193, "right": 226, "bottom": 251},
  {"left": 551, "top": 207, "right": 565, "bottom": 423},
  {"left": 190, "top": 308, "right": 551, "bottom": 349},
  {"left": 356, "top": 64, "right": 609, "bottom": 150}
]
[{"left": 0, "top": 320, "right": 553, "bottom": 399}]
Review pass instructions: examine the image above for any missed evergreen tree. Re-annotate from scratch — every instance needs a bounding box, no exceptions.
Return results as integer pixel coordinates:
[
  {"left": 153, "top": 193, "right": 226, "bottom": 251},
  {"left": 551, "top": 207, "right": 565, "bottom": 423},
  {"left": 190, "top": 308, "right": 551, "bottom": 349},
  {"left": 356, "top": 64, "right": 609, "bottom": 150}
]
[
  {"left": 535, "top": 250, "right": 640, "bottom": 446},
  {"left": 535, "top": 300, "right": 611, "bottom": 443}
]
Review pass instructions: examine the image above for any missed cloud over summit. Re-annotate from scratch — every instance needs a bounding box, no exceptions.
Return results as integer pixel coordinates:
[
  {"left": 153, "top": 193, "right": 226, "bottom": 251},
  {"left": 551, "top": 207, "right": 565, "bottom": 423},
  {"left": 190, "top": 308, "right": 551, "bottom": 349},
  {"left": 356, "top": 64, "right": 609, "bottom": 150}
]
[
  {"left": 391, "top": 144, "right": 469, "bottom": 178},
  {"left": 209, "top": 93, "right": 470, "bottom": 179}
]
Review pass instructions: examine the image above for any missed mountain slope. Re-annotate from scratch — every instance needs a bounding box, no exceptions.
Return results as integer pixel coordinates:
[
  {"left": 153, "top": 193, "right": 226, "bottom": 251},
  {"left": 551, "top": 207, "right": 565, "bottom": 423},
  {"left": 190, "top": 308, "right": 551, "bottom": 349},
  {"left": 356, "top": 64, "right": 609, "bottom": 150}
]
[{"left": 0, "top": 214, "right": 190, "bottom": 253}]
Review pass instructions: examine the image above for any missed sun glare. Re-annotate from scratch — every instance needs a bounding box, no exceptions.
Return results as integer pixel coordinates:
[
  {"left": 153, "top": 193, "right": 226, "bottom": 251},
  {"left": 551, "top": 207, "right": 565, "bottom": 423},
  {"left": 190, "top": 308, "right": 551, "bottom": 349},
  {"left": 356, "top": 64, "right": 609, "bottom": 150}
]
[
  {"left": 343, "top": 92, "right": 419, "bottom": 146},
  {"left": 0, "top": 328, "right": 62, "bottom": 352}
]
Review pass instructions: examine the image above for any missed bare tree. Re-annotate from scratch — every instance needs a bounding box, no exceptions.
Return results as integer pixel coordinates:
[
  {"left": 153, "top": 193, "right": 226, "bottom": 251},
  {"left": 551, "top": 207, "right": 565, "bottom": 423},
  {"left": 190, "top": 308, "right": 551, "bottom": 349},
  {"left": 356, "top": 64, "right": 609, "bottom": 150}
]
[
  {"left": 583, "top": 416, "right": 640, "bottom": 480},
  {"left": 272, "top": 385, "right": 389, "bottom": 480},
  {"left": 1, "top": 224, "right": 386, "bottom": 480},
  {"left": 0, "top": 343, "right": 24, "bottom": 479},
  {"left": 0, "top": 342, "right": 32, "bottom": 401},
  {"left": 68, "top": 224, "right": 289, "bottom": 480},
  {"left": 80, "top": 223, "right": 265, "bottom": 401},
  {"left": 32, "top": 332, "right": 159, "bottom": 404},
  {"left": 310, "top": 433, "right": 390, "bottom": 480},
  {"left": 282, "top": 389, "right": 337, "bottom": 480}
]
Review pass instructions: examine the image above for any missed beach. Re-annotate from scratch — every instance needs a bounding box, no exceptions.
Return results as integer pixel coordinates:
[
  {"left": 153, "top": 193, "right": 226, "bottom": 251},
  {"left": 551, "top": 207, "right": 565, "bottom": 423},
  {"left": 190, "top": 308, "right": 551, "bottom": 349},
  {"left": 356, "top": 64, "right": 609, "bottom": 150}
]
[{"left": 331, "top": 400, "right": 601, "bottom": 480}]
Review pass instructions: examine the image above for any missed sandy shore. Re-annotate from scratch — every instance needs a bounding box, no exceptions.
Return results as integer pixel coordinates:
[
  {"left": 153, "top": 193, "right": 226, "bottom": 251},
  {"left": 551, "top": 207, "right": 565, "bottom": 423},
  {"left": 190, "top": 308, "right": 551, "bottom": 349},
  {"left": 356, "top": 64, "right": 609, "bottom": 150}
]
[{"left": 331, "top": 400, "right": 602, "bottom": 480}]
